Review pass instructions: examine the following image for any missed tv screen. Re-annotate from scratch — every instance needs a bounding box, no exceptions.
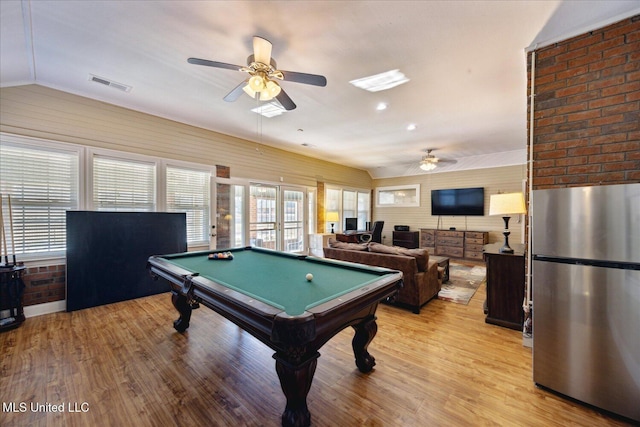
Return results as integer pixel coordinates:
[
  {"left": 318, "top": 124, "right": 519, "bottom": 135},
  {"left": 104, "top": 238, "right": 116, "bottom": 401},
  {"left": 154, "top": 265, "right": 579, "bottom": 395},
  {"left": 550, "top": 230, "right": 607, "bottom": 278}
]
[
  {"left": 345, "top": 217, "right": 358, "bottom": 231},
  {"left": 431, "top": 187, "right": 484, "bottom": 216}
]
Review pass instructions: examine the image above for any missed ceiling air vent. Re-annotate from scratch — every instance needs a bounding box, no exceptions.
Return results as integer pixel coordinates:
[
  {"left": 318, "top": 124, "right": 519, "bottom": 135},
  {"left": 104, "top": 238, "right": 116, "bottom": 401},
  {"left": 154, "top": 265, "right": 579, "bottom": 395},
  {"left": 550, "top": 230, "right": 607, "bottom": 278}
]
[{"left": 88, "top": 74, "right": 132, "bottom": 93}]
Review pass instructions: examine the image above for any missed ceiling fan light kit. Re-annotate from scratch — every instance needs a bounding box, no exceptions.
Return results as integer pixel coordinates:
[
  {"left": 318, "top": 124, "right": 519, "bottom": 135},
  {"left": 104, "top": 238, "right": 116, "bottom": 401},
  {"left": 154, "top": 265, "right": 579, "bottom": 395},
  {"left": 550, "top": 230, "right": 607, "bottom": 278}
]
[{"left": 188, "top": 35, "right": 326, "bottom": 111}]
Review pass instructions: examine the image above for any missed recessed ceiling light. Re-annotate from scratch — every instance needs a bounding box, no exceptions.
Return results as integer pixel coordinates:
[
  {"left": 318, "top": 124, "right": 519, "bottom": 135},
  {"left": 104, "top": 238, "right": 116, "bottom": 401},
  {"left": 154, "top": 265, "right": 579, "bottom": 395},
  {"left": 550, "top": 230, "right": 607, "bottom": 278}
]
[
  {"left": 407, "top": 124, "right": 417, "bottom": 131},
  {"left": 349, "top": 69, "right": 409, "bottom": 92},
  {"left": 376, "top": 102, "right": 388, "bottom": 111},
  {"left": 251, "top": 102, "right": 287, "bottom": 118}
]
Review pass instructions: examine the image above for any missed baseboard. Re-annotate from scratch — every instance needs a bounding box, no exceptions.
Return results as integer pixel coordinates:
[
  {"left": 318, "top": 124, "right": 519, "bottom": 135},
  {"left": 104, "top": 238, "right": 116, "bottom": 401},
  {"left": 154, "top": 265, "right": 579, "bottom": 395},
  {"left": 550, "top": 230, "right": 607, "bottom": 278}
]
[{"left": 24, "top": 300, "right": 66, "bottom": 318}]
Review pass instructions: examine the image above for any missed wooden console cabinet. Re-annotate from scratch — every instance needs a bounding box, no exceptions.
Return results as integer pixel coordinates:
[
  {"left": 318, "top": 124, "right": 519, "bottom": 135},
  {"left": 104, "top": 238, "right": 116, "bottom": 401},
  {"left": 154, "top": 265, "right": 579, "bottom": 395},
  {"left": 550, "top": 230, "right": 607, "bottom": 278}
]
[
  {"left": 483, "top": 242, "right": 525, "bottom": 330},
  {"left": 419, "top": 229, "right": 488, "bottom": 260},
  {"left": 392, "top": 231, "right": 419, "bottom": 248}
]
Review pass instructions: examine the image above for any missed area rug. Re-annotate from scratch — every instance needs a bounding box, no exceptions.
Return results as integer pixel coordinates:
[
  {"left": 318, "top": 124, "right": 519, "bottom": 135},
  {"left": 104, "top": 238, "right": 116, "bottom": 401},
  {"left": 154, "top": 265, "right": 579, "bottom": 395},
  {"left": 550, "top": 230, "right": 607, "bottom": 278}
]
[{"left": 437, "top": 263, "right": 486, "bottom": 305}]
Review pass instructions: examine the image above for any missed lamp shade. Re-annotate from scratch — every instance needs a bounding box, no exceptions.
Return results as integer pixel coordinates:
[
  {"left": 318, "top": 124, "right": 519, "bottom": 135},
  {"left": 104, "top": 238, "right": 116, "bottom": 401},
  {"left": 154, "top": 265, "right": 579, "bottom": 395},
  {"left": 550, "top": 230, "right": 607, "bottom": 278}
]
[
  {"left": 326, "top": 211, "right": 339, "bottom": 222},
  {"left": 489, "top": 192, "right": 526, "bottom": 216}
]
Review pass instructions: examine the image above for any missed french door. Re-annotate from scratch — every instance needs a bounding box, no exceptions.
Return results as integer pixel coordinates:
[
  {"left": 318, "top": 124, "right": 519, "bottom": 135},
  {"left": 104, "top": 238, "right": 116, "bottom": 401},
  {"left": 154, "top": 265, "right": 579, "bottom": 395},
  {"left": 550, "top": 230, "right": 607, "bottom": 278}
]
[{"left": 213, "top": 181, "right": 306, "bottom": 253}]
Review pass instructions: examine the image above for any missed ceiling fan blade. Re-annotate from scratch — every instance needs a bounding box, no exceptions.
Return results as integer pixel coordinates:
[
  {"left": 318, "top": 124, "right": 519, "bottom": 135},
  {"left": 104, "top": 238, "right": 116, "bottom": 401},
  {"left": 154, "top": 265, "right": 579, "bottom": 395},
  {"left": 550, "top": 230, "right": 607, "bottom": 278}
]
[
  {"left": 188, "top": 57, "right": 243, "bottom": 71},
  {"left": 279, "top": 70, "right": 327, "bottom": 87},
  {"left": 276, "top": 88, "right": 297, "bottom": 111},
  {"left": 253, "top": 36, "right": 272, "bottom": 65},
  {"left": 223, "top": 79, "right": 249, "bottom": 102}
]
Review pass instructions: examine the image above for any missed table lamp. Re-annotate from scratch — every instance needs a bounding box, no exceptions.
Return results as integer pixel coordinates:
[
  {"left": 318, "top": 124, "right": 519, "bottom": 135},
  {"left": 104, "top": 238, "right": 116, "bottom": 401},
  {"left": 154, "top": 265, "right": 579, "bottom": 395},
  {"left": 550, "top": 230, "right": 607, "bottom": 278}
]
[
  {"left": 326, "top": 211, "right": 339, "bottom": 234},
  {"left": 489, "top": 192, "right": 526, "bottom": 253}
]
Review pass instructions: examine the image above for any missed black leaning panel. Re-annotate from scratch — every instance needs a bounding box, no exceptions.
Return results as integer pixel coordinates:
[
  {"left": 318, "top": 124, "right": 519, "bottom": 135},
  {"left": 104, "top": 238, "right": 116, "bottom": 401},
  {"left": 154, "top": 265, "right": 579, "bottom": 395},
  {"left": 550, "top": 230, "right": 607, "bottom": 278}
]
[{"left": 66, "top": 211, "right": 187, "bottom": 312}]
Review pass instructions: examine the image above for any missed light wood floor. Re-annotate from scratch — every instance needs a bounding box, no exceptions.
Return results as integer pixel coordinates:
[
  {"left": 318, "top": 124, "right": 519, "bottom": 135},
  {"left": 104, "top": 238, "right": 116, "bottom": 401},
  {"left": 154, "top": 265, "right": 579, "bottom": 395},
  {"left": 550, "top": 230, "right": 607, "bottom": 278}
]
[{"left": 1, "top": 280, "right": 633, "bottom": 426}]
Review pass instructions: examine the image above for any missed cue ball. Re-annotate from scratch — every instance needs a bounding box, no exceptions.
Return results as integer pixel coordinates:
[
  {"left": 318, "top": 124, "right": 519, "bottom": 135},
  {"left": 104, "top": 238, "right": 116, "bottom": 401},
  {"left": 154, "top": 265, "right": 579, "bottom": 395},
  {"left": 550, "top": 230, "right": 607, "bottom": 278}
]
[{"left": 306, "top": 273, "right": 313, "bottom": 281}]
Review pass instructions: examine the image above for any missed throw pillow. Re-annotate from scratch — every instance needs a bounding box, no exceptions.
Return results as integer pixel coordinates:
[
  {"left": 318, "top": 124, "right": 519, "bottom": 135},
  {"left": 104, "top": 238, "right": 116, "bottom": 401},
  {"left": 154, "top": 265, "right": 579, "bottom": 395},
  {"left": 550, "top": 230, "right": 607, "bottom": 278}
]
[
  {"left": 368, "top": 242, "right": 429, "bottom": 272},
  {"left": 328, "top": 238, "right": 369, "bottom": 251}
]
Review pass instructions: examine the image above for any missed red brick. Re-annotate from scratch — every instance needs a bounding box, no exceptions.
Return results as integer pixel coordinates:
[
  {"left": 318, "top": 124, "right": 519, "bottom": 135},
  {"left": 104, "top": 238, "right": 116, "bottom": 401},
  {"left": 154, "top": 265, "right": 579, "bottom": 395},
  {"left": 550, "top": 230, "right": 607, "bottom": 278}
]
[
  {"left": 588, "top": 95, "right": 626, "bottom": 109},
  {"left": 589, "top": 36, "right": 626, "bottom": 53},
  {"left": 603, "top": 41, "right": 640, "bottom": 58},
  {"left": 592, "top": 134, "right": 631, "bottom": 146},
  {"left": 536, "top": 44, "right": 568, "bottom": 60},
  {"left": 557, "top": 138, "right": 589, "bottom": 149},
  {"left": 568, "top": 32, "right": 604, "bottom": 50},
  {"left": 566, "top": 109, "right": 601, "bottom": 122},
  {"left": 589, "top": 55, "right": 626, "bottom": 72},
  {"left": 555, "top": 102, "right": 588, "bottom": 116},
  {"left": 589, "top": 153, "right": 626, "bottom": 163},
  {"left": 537, "top": 149, "right": 567, "bottom": 160},
  {"left": 570, "top": 146, "right": 601, "bottom": 156},
  {"left": 602, "top": 81, "right": 640, "bottom": 97},
  {"left": 556, "top": 156, "right": 588, "bottom": 167},
  {"left": 603, "top": 19, "right": 640, "bottom": 40},
  {"left": 556, "top": 84, "right": 587, "bottom": 98},
  {"left": 589, "top": 114, "right": 624, "bottom": 127},
  {"left": 568, "top": 164, "right": 601, "bottom": 174},
  {"left": 588, "top": 172, "right": 625, "bottom": 183},
  {"left": 604, "top": 161, "right": 640, "bottom": 171},
  {"left": 588, "top": 75, "right": 626, "bottom": 90},
  {"left": 555, "top": 175, "right": 589, "bottom": 185}
]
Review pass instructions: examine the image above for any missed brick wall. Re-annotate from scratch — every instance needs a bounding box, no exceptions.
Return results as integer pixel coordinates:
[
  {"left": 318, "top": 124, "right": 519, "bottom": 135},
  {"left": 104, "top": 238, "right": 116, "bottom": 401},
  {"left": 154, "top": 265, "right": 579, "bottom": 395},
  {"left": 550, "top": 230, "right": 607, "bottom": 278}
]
[
  {"left": 528, "top": 15, "right": 640, "bottom": 190},
  {"left": 21, "top": 264, "right": 66, "bottom": 306}
]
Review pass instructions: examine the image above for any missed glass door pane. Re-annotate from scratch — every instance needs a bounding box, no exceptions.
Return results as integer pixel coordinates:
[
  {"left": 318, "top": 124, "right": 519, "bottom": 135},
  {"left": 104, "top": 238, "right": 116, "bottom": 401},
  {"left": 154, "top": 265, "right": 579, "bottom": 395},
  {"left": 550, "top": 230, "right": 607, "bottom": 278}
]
[
  {"left": 214, "top": 182, "right": 245, "bottom": 249},
  {"left": 250, "top": 184, "right": 278, "bottom": 249},
  {"left": 282, "top": 188, "right": 304, "bottom": 252}
]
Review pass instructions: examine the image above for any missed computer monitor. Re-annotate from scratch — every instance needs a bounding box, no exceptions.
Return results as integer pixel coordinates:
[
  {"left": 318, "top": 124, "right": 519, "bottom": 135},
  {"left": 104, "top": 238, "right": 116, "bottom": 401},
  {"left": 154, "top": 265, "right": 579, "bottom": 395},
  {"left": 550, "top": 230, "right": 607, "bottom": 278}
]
[{"left": 345, "top": 217, "right": 358, "bottom": 231}]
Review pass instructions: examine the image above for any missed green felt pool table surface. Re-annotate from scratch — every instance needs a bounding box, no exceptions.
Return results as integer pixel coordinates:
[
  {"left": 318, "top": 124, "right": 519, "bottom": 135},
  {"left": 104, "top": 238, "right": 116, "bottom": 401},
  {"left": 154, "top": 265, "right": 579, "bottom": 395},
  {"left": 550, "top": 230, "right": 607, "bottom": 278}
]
[{"left": 159, "top": 247, "right": 394, "bottom": 316}]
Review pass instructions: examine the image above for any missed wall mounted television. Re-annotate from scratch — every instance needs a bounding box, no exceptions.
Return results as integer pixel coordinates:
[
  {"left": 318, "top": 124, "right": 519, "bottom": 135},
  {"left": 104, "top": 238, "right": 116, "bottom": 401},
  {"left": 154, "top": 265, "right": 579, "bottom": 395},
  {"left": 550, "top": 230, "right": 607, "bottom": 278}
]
[{"left": 431, "top": 187, "right": 485, "bottom": 216}]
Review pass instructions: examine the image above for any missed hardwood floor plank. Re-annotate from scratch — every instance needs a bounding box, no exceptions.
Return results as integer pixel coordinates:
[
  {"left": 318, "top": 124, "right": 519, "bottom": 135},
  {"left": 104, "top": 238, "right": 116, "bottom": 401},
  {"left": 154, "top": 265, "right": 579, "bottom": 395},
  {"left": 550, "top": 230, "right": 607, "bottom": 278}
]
[{"left": 0, "top": 282, "right": 634, "bottom": 426}]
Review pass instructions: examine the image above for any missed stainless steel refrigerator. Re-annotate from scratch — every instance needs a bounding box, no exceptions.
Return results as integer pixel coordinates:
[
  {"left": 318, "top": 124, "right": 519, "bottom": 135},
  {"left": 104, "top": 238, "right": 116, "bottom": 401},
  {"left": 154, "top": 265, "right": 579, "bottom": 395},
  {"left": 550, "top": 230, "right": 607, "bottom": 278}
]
[{"left": 532, "top": 183, "right": 640, "bottom": 423}]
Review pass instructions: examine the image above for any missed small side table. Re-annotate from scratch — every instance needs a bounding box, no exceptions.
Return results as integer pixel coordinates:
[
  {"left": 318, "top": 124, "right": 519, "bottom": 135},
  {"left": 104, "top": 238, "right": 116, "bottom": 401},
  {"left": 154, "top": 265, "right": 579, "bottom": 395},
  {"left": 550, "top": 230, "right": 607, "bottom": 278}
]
[
  {"left": 0, "top": 264, "right": 26, "bottom": 331},
  {"left": 429, "top": 255, "right": 450, "bottom": 283}
]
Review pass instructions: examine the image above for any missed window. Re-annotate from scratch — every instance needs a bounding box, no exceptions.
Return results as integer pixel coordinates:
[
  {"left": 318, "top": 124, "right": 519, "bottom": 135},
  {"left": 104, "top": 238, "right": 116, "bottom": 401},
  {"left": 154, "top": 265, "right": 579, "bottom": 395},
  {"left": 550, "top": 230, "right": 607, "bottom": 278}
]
[
  {"left": 324, "top": 186, "right": 371, "bottom": 233},
  {"left": 376, "top": 185, "right": 420, "bottom": 207},
  {"left": 0, "top": 136, "right": 79, "bottom": 258},
  {"left": 93, "top": 155, "right": 156, "bottom": 211},
  {"left": 166, "top": 166, "right": 210, "bottom": 245}
]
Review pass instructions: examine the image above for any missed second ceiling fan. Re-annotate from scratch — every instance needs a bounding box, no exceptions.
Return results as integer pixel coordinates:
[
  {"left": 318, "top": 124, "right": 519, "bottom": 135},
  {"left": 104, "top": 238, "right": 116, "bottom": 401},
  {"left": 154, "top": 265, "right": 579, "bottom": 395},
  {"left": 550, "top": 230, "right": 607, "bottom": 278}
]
[{"left": 188, "top": 36, "right": 327, "bottom": 111}]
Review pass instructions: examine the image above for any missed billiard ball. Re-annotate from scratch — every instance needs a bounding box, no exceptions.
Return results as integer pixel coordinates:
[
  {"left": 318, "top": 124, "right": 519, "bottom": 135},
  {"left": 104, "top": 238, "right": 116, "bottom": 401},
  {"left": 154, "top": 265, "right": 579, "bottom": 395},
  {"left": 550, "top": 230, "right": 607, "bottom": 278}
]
[{"left": 306, "top": 273, "right": 313, "bottom": 281}]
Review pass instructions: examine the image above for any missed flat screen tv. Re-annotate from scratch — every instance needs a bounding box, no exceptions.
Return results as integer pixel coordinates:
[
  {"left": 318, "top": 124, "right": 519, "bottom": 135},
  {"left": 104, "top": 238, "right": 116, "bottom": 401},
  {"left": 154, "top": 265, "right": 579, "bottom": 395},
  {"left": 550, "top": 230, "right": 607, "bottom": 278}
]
[{"left": 431, "top": 187, "right": 484, "bottom": 216}]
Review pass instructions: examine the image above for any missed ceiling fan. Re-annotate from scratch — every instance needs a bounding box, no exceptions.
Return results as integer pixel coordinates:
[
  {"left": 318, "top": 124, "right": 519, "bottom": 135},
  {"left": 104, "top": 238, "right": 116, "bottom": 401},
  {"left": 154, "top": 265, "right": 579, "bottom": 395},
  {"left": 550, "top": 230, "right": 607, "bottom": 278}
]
[
  {"left": 188, "top": 36, "right": 327, "bottom": 111},
  {"left": 419, "top": 149, "right": 457, "bottom": 171}
]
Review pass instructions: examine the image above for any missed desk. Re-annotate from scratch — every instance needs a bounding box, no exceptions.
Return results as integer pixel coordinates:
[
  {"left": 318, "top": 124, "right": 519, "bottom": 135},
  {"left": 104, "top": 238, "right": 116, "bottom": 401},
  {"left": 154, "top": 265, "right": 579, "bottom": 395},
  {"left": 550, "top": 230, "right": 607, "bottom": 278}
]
[
  {"left": 335, "top": 231, "right": 369, "bottom": 243},
  {"left": 147, "top": 246, "right": 402, "bottom": 427}
]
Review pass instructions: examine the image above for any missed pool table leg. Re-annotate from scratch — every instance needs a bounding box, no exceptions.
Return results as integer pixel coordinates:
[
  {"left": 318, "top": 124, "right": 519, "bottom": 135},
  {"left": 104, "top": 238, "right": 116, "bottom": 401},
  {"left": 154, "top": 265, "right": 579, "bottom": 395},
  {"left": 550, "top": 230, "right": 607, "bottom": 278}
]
[
  {"left": 171, "top": 291, "right": 192, "bottom": 332},
  {"left": 352, "top": 315, "right": 378, "bottom": 373},
  {"left": 274, "top": 351, "right": 319, "bottom": 427}
]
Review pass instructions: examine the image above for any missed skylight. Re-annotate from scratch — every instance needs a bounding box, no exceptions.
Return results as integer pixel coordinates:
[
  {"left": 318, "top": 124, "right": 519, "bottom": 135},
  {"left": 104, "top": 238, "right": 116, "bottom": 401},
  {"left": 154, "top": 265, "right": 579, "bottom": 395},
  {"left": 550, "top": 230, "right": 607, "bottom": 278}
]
[
  {"left": 349, "top": 69, "right": 409, "bottom": 92},
  {"left": 251, "top": 102, "right": 287, "bottom": 118}
]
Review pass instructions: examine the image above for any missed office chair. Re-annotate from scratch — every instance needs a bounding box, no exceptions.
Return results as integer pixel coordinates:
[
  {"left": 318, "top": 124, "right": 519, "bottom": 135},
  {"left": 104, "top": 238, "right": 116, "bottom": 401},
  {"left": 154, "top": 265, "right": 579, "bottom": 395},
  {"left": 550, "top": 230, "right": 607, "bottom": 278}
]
[{"left": 360, "top": 221, "right": 384, "bottom": 244}]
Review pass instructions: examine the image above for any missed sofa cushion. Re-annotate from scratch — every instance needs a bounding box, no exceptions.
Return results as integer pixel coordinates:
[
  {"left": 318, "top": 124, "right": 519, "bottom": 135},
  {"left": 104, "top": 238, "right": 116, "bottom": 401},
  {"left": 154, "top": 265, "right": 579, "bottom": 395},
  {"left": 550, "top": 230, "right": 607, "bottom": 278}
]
[
  {"left": 368, "top": 242, "right": 429, "bottom": 272},
  {"left": 328, "top": 238, "right": 369, "bottom": 251}
]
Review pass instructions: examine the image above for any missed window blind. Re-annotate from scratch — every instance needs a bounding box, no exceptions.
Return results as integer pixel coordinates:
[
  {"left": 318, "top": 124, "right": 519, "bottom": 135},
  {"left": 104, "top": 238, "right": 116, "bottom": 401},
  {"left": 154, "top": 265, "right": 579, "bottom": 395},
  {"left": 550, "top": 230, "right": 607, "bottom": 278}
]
[
  {"left": 0, "top": 142, "right": 79, "bottom": 256},
  {"left": 93, "top": 156, "right": 156, "bottom": 211},
  {"left": 166, "top": 166, "right": 210, "bottom": 244}
]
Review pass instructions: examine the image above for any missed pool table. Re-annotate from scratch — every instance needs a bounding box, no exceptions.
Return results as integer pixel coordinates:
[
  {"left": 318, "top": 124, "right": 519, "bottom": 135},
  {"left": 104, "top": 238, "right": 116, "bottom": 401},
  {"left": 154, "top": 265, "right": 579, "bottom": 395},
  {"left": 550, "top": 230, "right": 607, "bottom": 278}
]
[{"left": 147, "top": 246, "right": 403, "bottom": 427}]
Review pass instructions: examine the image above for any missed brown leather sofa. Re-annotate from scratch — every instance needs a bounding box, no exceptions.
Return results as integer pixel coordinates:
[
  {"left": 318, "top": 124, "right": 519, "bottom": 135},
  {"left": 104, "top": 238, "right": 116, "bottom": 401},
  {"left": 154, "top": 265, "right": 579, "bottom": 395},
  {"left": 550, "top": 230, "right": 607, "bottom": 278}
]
[{"left": 323, "top": 241, "right": 442, "bottom": 314}]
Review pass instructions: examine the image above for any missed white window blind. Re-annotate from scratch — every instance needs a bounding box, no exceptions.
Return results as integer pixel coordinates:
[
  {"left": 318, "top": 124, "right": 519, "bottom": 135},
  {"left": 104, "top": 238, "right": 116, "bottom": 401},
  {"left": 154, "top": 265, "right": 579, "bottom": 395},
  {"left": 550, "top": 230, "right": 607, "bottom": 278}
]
[
  {"left": 93, "top": 156, "right": 156, "bottom": 211},
  {"left": 166, "top": 166, "right": 210, "bottom": 244},
  {"left": 0, "top": 141, "right": 79, "bottom": 256}
]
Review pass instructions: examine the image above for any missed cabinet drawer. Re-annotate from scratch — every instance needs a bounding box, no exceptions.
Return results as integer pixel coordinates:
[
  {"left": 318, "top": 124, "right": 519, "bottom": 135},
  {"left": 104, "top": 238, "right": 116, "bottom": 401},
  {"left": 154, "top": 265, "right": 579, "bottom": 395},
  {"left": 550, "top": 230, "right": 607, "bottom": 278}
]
[
  {"left": 436, "top": 246, "right": 464, "bottom": 258},
  {"left": 465, "top": 232, "right": 486, "bottom": 240},
  {"left": 436, "top": 236, "right": 463, "bottom": 246},
  {"left": 465, "top": 250, "right": 484, "bottom": 260},
  {"left": 465, "top": 243, "right": 484, "bottom": 252},
  {"left": 466, "top": 237, "right": 486, "bottom": 245},
  {"left": 437, "top": 230, "right": 464, "bottom": 238}
]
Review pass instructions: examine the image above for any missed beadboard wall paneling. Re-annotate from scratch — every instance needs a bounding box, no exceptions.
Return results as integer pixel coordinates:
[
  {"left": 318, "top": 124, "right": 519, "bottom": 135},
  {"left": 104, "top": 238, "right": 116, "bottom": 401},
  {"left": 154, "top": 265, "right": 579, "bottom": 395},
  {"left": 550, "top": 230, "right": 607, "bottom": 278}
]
[
  {"left": 373, "top": 165, "right": 527, "bottom": 246},
  {"left": 0, "top": 85, "right": 371, "bottom": 188}
]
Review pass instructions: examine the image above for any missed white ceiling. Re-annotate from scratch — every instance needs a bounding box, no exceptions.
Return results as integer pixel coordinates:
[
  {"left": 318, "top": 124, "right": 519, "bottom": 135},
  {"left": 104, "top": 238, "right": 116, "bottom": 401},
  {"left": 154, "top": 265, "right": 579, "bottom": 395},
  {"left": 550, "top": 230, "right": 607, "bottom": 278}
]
[{"left": 2, "top": 1, "right": 638, "bottom": 178}]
